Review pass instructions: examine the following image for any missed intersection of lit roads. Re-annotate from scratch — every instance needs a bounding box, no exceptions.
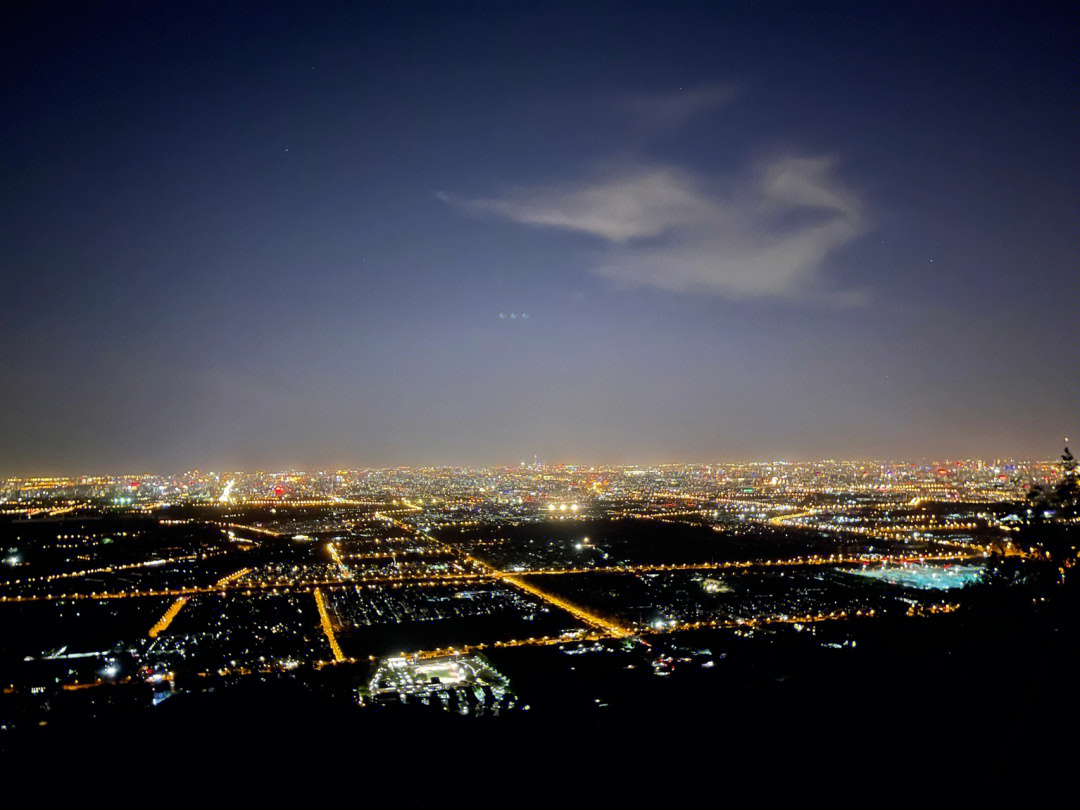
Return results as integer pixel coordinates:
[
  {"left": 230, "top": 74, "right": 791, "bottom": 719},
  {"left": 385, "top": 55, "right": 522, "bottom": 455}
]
[{"left": 0, "top": 493, "right": 1019, "bottom": 688}]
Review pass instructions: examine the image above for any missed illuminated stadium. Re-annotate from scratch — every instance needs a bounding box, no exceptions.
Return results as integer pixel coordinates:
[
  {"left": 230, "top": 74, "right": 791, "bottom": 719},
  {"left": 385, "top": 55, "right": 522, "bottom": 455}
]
[
  {"left": 845, "top": 563, "right": 987, "bottom": 591},
  {"left": 365, "top": 654, "right": 514, "bottom": 704},
  {"left": 414, "top": 659, "right": 466, "bottom": 687}
]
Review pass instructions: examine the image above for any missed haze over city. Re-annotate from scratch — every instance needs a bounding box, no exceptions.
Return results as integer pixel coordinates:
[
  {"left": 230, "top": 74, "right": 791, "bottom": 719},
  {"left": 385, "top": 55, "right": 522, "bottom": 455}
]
[{"left": 4, "top": 2, "right": 1078, "bottom": 476}]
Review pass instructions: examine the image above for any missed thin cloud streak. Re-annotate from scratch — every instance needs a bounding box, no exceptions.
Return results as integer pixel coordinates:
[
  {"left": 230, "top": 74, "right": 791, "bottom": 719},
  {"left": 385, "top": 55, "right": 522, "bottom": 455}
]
[
  {"left": 437, "top": 165, "right": 716, "bottom": 243},
  {"left": 443, "top": 154, "right": 870, "bottom": 303}
]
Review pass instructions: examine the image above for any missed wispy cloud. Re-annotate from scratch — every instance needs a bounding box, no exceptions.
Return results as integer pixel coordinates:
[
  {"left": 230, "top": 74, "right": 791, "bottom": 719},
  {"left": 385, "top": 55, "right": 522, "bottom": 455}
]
[
  {"left": 597, "top": 155, "right": 868, "bottom": 303},
  {"left": 442, "top": 154, "right": 869, "bottom": 303},
  {"left": 437, "top": 164, "right": 715, "bottom": 243},
  {"left": 440, "top": 84, "right": 871, "bottom": 304}
]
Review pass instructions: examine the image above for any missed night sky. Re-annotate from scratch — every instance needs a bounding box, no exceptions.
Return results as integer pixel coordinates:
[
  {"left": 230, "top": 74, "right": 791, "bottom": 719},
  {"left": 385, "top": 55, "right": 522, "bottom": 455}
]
[{"left": 3, "top": 2, "right": 1078, "bottom": 475}]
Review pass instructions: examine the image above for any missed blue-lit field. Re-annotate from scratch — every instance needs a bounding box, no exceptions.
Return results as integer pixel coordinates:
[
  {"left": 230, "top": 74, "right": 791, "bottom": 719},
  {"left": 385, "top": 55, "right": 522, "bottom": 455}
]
[{"left": 845, "top": 563, "right": 987, "bottom": 590}]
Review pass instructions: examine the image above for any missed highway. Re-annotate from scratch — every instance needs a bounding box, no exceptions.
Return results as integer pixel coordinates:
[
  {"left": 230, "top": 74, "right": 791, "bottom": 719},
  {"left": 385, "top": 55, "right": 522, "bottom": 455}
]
[
  {"left": 499, "top": 573, "right": 629, "bottom": 637},
  {"left": 314, "top": 588, "right": 345, "bottom": 662},
  {"left": 310, "top": 599, "right": 966, "bottom": 668},
  {"left": 0, "top": 550, "right": 989, "bottom": 603},
  {"left": 148, "top": 596, "right": 188, "bottom": 638}
]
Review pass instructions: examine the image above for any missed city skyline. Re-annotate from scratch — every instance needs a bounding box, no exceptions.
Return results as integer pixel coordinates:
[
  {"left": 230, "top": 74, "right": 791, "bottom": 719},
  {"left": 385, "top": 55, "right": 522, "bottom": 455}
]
[
  {"left": 4, "top": 2, "right": 1078, "bottom": 475},
  {"left": 2, "top": 452, "right": 1072, "bottom": 482}
]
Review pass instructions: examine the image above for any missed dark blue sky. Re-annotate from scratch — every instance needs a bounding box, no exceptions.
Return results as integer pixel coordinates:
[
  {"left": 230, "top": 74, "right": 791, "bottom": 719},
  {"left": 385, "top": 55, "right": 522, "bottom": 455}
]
[{"left": 3, "top": 1, "right": 1078, "bottom": 474}]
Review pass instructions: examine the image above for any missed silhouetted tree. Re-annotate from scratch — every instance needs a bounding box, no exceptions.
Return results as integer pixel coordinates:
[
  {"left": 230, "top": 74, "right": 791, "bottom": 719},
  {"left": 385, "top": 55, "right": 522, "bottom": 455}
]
[
  {"left": 1059, "top": 445, "right": 1079, "bottom": 510},
  {"left": 1022, "top": 444, "right": 1079, "bottom": 568},
  {"left": 1027, "top": 446, "right": 1078, "bottom": 513}
]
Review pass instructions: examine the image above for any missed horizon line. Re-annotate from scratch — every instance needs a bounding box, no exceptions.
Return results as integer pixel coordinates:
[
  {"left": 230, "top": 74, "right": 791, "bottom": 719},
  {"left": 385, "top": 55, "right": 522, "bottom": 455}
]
[{"left": 3, "top": 455, "right": 1069, "bottom": 481}]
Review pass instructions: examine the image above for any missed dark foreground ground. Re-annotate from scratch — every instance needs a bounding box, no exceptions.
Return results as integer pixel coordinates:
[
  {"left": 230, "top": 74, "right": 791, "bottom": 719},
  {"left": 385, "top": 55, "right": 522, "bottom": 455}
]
[{"left": 5, "top": 689, "right": 1076, "bottom": 806}]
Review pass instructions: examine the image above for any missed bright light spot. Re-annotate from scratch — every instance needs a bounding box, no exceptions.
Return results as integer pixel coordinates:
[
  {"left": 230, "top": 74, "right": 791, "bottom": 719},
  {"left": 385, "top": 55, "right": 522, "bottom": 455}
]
[{"left": 218, "top": 479, "right": 235, "bottom": 503}]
